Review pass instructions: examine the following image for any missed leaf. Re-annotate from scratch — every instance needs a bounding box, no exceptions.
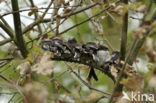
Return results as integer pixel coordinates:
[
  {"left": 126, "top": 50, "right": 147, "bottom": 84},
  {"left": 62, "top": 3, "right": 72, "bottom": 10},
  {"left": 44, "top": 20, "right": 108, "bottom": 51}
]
[
  {"left": 110, "top": 65, "right": 118, "bottom": 80},
  {"left": 133, "top": 27, "right": 146, "bottom": 39},
  {"left": 145, "top": 37, "right": 156, "bottom": 62},
  {"left": 63, "top": 8, "right": 72, "bottom": 14},
  {"left": 26, "top": 53, "right": 33, "bottom": 63},
  {"left": 16, "top": 61, "right": 31, "bottom": 76},
  {"left": 78, "top": 65, "right": 90, "bottom": 70},
  {"left": 120, "top": 74, "right": 144, "bottom": 91},
  {"left": 110, "top": 5, "right": 124, "bottom": 16},
  {"left": 136, "top": 5, "right": 146, "bottom": 13},
  {"left": 28, "top": 11, "right": 34, "bottom": 16},
  {"left": 31, "top": 52, "right": 55, "bottom": 76},
  {"left": 28, "top": 6, "right": 38, "bottom": 16},
  {"left": 148, "top": 76, "right": 156, "bottom": 88},
  {"left": 25, "top": 31, "right": 32, "bottom": 40},
  {"left": 23, "top": 82, "right": 49, "bottom": 103}
]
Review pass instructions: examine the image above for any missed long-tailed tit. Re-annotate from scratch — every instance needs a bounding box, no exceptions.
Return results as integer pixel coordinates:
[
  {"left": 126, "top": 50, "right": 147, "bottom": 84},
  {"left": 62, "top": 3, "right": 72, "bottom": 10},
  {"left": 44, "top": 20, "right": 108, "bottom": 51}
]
[
  {"left": 68, "top": 37, "right": 82, "bottom": 59},
  {"left": 93, "top": 45, "right": 111, "bottom": 67}
]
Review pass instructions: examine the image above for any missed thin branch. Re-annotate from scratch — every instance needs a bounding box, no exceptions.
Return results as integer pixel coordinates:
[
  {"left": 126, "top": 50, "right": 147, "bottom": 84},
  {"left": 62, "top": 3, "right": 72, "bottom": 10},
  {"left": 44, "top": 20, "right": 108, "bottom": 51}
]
[
  {"left": 0, "top": 73, "right": 14, "bottom": 84},
  {"left": 59, "top": 1, "right": 120, "bottom": 35},
  {"left": 8, "top": 93, "right": 17, "bottom": 103},
  {"left": 0, "top": 5, "right": 82, "bottom": 18},
  {"left": 0, "top": 21, "right": 14, "bottom": 38},
  {"left": 108, "top": 0, "right": 153, "bottom": 102},
  {"left": 0, "top": 15, "right": 14, "bottom": 33},
  {"left": 11, "top": 0, "right": 28, "bottom": 58},
  {"left": 74, "top": 15, "right": 83, "bottom": 43},
  {"left": 22, "top": 3, "right": 98, "bottom": 34},
  {"left": 65, "top": 63, "right": 110, "bottom": 96},
  {"left": 0, "top": 38, "right": 12, "bottom": 46},
  {"left": 94, "top": 96, "right": 107, "bottom": 103},
  {"left": 0, "top": 3, "right": 100, "bottom": 46},
  {"left": 29, "top": 0, "right": 42, "bottom": 34},
  {"left": 108, "top": 39, "right": 138, "bottom": 103},
  {"left": 26, "top": 18, "right": 68, "bottom": 45},
  {"left": 120, "top": 0, "right": 128, "bottom": 61},
  {"left": 22, "top": 0, "right": 53, "bottom": 35},
  {"left": 84, "top": 10, "right": 113, "bottom": 51},
  {"left": 127, "top": 0, "right": 153, "bottom": 65}
]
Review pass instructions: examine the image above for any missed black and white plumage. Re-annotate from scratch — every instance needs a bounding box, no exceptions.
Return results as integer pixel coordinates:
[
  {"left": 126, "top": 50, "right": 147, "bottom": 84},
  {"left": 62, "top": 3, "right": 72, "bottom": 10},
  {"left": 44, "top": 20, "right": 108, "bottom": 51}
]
[
  {"left": 93, "top": 45, "right": 111, "bottom": 67},
  {"left": 87, "top": 67, "right": 98, "bottom": 81},
  {"left": 110, "top": 51, "right": 120, "bottom": 64},
  {"left": 40, "top": 40, "right": 57, "bottom": 52},
  {"left": 50, "top": 37, "right": 65, "bottom": 56},
  {"left": 67, "top": 37, "right": 82, "bottom": 60},
  {"left": 41, "top": 37, "right": 120, "bottom": 82},
  {"left": 83, "top": 42, "right": 99, "bottom": 81},
  {"left": 84, "top": 42, "right": 98, "bottom": 54}
]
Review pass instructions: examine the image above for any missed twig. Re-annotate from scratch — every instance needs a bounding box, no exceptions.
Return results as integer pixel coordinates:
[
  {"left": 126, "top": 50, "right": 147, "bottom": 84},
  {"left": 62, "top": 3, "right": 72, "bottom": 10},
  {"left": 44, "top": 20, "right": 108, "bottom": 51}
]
[
  {"left": 127, "top": 0, "right": 153, "bottom": 65},
  {"left": 8, "top": 93, "right": 17, "bottom": 103},
  {"left": 0, "top": 73, "right": 14, "bottom": 84},
  {"left": 0, "top": 92, "right": 18, "bottom": 95},
  {"left": 0, "top": 58, "right": 14, "bottom": 61},
  {"left": 0, "top": 5, "right": 82, "bottom": 18},
  {"left": 108, "top": 0, "right": 153, "bottom": 102},
  {"left": 0, "top": 15, "right": 13, "bottom": 33},
  {"left": 22, "top": 0, "right": 53, "bottom": 35},
  {"left": 74, "top": 15, "right": 83, "bottom": 43},
  {"left": 0, "top": 21, "right": 14, "bottom": 38},
  {"left": 0, "top": 38, "right": 12, "bottom": 46},
  {"left": 0, "top": 3, "right": 100, "bottom": 46},
  {"left": 26, "top": 18, "right": 68, "bottom": 45},
  {"left": 94, "top": 96, "right": 107, "bottom": 103},
  {"left": 29, "top": 0, "right": 42, "bottom": 34},
  {"left": 65, "top": 63, "right": 110, "bottom": 96},
  {"left": 59, "top": 0, "right": 120, "bottom": 35},
  {"left": 84, "top": 10, "right": 113, "bottom": 51}
]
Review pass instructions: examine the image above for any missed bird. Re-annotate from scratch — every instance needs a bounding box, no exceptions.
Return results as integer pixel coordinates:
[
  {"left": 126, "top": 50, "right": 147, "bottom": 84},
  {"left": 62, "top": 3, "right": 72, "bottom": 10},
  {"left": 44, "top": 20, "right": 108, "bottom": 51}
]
[
  {"left": 110, "top": 51, "right": 120, "bottom": 64},
  {"left": 67, "top": 37, "right": 83, "bottom": 60},
  {"left": 83, "top": 42, "right": 98, "bottom": 54},
  {"left": 50, "top": 37, "right": 64, "bottom": 56},
  {"left": 40, "top": 40, "right": 53, "bottom": 51},
  {"left": 93, "top": 45, "right": 111, "bottom": 67},
  {"left": 87, "top": 67, "right": 98, "bottom": 81},
  {"left": 83, "top": 42, "right": 99, "bottom": 81}
]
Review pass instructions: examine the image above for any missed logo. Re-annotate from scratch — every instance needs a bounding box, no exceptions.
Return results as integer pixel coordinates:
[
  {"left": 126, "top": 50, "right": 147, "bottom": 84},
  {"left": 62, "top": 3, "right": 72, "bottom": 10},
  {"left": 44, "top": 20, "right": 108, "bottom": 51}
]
[{"left": 123, "top": 91, "right": 155, "bottom": 102}]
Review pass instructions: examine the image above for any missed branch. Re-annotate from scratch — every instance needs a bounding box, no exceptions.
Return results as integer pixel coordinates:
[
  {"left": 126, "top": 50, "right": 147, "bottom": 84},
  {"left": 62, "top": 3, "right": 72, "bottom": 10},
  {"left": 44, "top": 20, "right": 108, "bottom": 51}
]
[
  {"left": 116, "top": 0, "right": 128, "bottom": 96},
  {"left": 11, "top": 0, "right": 28, "bottom": 58},
  {"left": 120, "top": 0, "right": 128, "bottom": 61},
  {"left": 0, "top": 5, "right": 83, "bottom": 18},
  {"left": 127, "top": 0, "right": 153, "bottom": 65},
  {"left": 108, "top": 0, "right": 153, "bottom": 103},
  {"left": 58, "top": 0, "right": 120, "bottom": 35},
  {"left": 41, "top": 38, "right": 120, "bottom": 82},
  {"left": 0, "top": 2, "right": 118, "bottom": 46},
  {"left": 23, "top": 0, "right": 53, "bottom": 34},
  {"left": 21, "top": 1, "right": 120, "bottom": 46},
  {"left": 22, "top": 3, "right": 98, "bottom": 34},
  {"left": 0, "top": 38, "right": 12, "bottom": 46},
  {"left": 29, "top": 0, "right": 42, "bottom": 34},
  {"left": 65, "top": 63, "right": 110, "bottom": 96},
  {"left": 0, "top": 15, "right": 14, "bottom": 34},
  {"left": 0, "top": 21, "right": 14, "bottom": 38}
]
